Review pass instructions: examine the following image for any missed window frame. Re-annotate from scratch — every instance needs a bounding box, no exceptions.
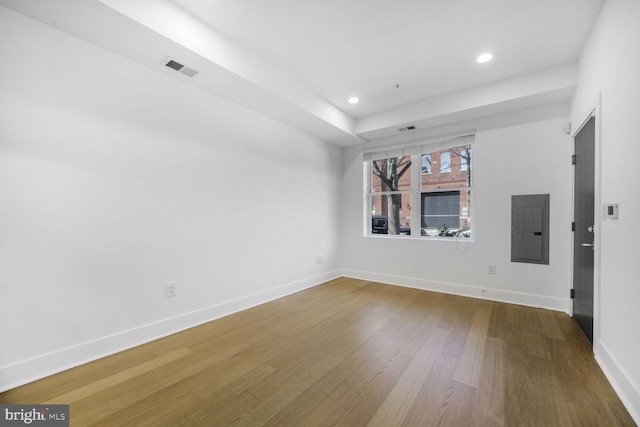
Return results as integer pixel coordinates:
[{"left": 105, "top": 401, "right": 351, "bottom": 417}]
[{"left": 364, "top": 135, "right": 474, "bottom": 240}]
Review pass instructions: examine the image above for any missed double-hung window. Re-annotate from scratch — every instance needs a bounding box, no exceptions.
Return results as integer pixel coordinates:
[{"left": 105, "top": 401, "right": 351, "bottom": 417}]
[{"left": 365, "top": 135, "right": 473, "bottom": 239}]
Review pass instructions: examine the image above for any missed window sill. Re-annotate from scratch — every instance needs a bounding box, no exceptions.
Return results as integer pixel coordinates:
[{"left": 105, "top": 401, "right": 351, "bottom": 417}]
[{"left": 365, "top": 234, "right": 475, "bottom": 243}]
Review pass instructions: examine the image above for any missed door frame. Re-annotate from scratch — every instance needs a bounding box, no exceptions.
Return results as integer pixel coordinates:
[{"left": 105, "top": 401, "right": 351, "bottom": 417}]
[{"left": 571, "top": 93, "right": 602, "bottom": 353}]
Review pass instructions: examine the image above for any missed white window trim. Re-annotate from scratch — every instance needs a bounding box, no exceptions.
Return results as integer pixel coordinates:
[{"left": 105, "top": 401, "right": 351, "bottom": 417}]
[{"left": 364, "top": 134, "right": 475, "bottom": 240}]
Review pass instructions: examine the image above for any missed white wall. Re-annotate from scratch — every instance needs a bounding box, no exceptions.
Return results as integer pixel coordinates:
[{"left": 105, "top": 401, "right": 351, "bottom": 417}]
[
  {"left": 0, "top": 6, "right": 341, "bottom": 391},
  {"left": 570, "top": 0, "right": 640, "bottom": 421},
  {"left": 342, "top": 114, "right": 573, "bottom": 311}
]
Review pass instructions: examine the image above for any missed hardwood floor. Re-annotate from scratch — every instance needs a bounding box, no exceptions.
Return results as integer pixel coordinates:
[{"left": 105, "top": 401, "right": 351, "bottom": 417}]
[{"left": 1, "top": 278, "right": 635, "bottom": 426}]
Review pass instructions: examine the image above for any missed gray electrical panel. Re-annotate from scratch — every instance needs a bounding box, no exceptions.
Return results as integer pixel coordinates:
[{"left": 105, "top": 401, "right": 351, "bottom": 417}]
[{"left": 511, "top": 194, "right": 550, "bottom": 264}]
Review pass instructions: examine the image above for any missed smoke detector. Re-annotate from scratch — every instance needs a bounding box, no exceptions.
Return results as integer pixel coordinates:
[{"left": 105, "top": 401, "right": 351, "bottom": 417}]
[{"left": 163, "top": 57, "right": 199, "bottom": 77}]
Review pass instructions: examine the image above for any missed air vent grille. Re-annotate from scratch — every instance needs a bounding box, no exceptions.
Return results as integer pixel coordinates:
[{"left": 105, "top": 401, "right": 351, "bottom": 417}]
[
  {"left": 164, "top": 58, "right": 199, "bottom": 77},
  {"left": 165, "top": 59, "right": 184, "bottom": 71},
  {"left": 398, "top": 125, "right": 416, "bottom": 132}
]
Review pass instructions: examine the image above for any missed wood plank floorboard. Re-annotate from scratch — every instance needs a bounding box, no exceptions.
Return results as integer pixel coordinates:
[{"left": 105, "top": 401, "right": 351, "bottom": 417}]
[{"left": 1, "top": 278, "right": 635, "bottom": 426}]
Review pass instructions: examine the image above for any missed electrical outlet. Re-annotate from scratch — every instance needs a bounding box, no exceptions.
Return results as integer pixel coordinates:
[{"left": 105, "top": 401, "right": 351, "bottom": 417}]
[
  {"left": 488, "top": 264, "right": 496, "bottom": 275},
  {"left": 316, "top": 255, "right": 324, "bottom": 265},
  {"left": 165, "top": 282, "right": 177, "bottom": 297}
]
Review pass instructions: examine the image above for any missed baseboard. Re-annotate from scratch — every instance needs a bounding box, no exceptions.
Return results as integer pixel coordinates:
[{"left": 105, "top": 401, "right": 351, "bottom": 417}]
[
  {"left": 0, "top": 270, "right": 341, "bottom": 393},
  {"left": 341, "top": 269, "right": 570, "bottom": 313},
  {"left": 595, "top": 341, "right": 640, "bottom": 425}
]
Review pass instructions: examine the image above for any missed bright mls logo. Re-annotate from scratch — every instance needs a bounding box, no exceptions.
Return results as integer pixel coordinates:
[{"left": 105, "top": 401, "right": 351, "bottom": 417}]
[{"left": 0, "top": 405, "right": 69, "bottom": 426}]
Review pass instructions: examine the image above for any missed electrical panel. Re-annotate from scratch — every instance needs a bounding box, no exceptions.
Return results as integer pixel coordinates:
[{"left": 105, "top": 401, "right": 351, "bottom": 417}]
[{"left": 511, "top": 194, "right": 550, "bottom": 265}]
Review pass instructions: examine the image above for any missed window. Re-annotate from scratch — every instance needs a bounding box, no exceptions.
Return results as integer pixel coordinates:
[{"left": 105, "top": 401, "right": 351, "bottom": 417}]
[
  {"left": 421, "top": 154, "right": 432, "bottom": 174},
  {"left": 422, "top": 144, "right": 471, "bottom": 237},
  {"left": 365, "top": 136, "right": 473, "bottom": 239},
  {"left": 439, "top": 152, "right": 451, "bottom": 173},
  {"left": 461, "top": 149, "right": 469, "bottom": 171},
  {"left": 370, "top": 156, "right": 412, "bottom": 235}
]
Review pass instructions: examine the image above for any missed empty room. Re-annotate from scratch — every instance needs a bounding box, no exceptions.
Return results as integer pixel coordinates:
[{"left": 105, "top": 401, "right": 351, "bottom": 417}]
[{"left": 1, "top": 0, "right": 639, "bottom": 425}]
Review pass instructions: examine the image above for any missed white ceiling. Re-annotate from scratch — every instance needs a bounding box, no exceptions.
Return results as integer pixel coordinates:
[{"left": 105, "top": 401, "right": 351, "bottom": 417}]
[
  {"left": 1, "top": 0, "right": 604, "bottom": 146},
  {"left": 174, "top": 0, "right": 601, "bottom": 117}
]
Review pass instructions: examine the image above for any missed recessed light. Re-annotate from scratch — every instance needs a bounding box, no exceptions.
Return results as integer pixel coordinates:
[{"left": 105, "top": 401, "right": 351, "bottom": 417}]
[
  {"left": 348, "top": 97, "right": 359, "bottom": 104},
  {"left": 477, "top": 53, "right": 493, "bottom": 63}
]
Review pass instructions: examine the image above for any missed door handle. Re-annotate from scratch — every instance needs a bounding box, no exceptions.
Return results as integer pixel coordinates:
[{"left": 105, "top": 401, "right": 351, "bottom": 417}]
[{"left": 581, "top": 243, "right": 594, "bottom": 247}]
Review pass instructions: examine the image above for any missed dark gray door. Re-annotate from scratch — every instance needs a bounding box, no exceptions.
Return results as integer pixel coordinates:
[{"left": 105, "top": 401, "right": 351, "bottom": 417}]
[{"left": 573, "top": 115, "right": 596, "bottom": 345}]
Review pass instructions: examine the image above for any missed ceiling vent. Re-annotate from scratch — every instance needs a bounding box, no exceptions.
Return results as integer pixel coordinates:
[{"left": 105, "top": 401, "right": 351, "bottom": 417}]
[
  {"left": 397, "top": 125, "right": 416, "bottom": 132},
  {"left": 163, "top": 58, "right": 199, "bottom": 77}
]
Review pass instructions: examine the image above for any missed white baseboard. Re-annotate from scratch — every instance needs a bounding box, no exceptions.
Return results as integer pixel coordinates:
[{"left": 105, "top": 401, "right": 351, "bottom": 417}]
[
  {"left": 341, "top": 269, "right": 570, "bottom": 313},
  {"left": 0, "top": 270, "right": 341, "bottom": 393},
  {"left": 595, "top": 341, "right": 640, "bottom": 425}
]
